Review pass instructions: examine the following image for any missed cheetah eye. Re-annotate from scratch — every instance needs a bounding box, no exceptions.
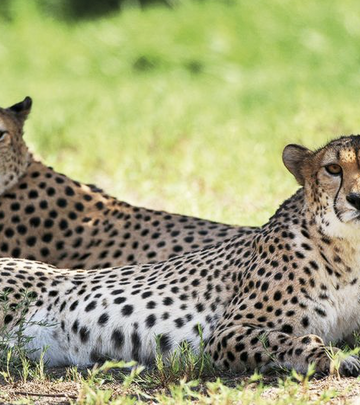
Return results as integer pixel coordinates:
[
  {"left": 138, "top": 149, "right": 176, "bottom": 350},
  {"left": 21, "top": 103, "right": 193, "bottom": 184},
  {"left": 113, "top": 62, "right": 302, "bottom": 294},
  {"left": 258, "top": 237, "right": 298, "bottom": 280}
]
[
  {"left": 325, "top": 164, "right": 342, "bottom": 176},
  {"left": 0, "top": 131, "right": 8, "bottom": 142}
]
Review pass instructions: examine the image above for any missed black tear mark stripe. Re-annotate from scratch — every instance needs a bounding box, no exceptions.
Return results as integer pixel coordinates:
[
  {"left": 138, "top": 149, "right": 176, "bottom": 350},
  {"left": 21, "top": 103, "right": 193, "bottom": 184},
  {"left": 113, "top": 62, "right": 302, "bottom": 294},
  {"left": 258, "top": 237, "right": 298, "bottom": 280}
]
[{"left": 333, "top": 172, "right": 343, "bottom": 221}]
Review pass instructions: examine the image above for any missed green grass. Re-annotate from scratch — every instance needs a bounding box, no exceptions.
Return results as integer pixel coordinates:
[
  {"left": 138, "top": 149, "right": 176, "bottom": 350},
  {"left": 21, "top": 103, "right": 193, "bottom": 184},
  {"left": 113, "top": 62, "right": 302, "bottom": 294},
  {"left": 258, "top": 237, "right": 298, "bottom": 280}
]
[
  {"left": 2, "top": 0, "right": 360, "bottom": 403},
  {"left": 3, "top": 0, "right": 360, "bottom": 226}
]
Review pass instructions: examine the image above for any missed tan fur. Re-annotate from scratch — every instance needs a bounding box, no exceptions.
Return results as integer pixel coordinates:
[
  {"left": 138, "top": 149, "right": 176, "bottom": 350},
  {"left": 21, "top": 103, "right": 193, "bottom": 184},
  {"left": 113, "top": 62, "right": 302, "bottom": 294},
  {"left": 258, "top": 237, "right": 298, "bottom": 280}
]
[
  {"left": 0, "top": 98, "right": 246, "bottom": 268},
  {"left": 3, "top": 136, "right": 360, "bottom": 377}
]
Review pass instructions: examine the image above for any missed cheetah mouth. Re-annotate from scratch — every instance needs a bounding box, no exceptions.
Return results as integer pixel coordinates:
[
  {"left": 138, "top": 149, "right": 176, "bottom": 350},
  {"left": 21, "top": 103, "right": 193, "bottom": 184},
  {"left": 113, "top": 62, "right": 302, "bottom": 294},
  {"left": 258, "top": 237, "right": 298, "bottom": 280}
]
[
  {"left": 335, "top": 208, "right": 360, "bottom": 224},
  {"left": 346, "top": 211, "right": 360, "bottom": 223}
]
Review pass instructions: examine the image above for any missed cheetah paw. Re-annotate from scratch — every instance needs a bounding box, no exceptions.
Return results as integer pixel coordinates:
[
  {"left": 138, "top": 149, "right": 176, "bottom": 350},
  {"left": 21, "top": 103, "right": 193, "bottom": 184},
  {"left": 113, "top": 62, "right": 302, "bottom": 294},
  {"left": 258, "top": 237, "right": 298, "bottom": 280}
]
[{"left": 338, "top": 355, "right": 360, "bottom": 377}]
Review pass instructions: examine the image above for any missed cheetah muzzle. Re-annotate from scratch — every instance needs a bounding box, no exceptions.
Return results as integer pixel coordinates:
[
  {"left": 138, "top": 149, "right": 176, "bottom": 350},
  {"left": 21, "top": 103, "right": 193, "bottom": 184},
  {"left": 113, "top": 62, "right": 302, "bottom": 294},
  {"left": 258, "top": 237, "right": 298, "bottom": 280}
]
[{"left": 4, "top": 135, "right": 360, "bottom": 377}]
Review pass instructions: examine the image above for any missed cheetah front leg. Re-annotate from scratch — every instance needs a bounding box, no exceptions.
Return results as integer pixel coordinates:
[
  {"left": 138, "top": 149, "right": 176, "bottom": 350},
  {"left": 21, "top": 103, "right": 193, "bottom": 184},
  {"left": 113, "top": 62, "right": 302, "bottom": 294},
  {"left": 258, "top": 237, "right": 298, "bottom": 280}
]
[{"left": 206, "top": 324, "right": 360, "bottom": 376}]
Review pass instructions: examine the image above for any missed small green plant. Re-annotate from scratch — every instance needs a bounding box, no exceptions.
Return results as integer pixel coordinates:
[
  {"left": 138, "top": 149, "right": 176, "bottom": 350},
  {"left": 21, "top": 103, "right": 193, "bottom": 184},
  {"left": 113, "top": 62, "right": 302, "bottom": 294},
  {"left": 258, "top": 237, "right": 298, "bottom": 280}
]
[
  {"left": 291, "top": 363, "right": 316, "bottom": 387},
  {"left": 20, "top": 355, "right": 31, "bottom": 384},
  {"left": 0, "top": 349, "right": 13, "bottom": 383},
  {"left": 66, "top": 365, "right": 83, "bottom": 383},
  {"left": 352, "top": 331, "right": 360, "bottom": 348},
  {"left": 151, "top": 328, "right": 215, "bottom": 388},
  {"left": 34, "top": 348, "right": 48, "bottom": 381},
  {"left": 0, "top": 290, "right": 53, "bottom": 382},
  {"left": 154, "top": 379, "right": 199, "bottom": 405},
  {"left": 325, "top": 345, "right": 360, "bottom": 378},
  {"left": 77, "top": 361, "right": 143, "bottom": 405}
]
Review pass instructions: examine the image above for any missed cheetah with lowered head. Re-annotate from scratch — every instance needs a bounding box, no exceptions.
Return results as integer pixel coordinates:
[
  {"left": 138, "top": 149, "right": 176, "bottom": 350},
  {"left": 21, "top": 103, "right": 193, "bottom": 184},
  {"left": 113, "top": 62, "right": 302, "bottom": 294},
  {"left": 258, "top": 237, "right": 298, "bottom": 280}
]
[
  {"left": 0, "top": 97, "right": 246, "bottom": 268},
  {"left": 3, "top": 135, "right": 360, "bottom": 376}
]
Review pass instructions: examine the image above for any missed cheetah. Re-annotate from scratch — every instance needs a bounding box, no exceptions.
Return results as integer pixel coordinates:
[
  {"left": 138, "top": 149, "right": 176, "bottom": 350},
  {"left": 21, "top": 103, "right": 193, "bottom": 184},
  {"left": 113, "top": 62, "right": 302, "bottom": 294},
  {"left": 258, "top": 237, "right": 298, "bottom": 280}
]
[
  {"left": 3, "top": 135, "right": 360, "bottom": 377},
  {"left": 0, "top": 97, "right": 247, "bottom": 268}
]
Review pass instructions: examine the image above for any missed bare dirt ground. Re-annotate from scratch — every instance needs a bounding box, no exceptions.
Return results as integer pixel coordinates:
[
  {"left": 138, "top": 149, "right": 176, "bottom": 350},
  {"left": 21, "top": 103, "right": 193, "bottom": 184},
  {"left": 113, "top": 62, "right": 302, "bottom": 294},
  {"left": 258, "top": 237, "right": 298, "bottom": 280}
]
[{"left": 1, "top": 371, "right": 360, "bottom": 405}]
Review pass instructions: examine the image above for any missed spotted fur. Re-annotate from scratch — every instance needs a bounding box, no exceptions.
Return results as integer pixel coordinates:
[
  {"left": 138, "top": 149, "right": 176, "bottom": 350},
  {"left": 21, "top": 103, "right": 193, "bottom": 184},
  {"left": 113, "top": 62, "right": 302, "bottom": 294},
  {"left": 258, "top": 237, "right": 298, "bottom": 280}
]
[
  {"left": 0, "top": 97, "right": 245, "bottom": 268},
  {"left": 3, "top": 136, "right": 360, "bottom": 377}
]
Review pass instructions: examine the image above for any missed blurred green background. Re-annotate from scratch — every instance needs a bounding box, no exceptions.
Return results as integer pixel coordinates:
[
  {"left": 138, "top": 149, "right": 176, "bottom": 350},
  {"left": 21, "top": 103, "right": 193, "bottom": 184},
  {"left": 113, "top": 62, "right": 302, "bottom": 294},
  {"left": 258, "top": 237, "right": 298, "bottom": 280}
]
[{"left": 1, "top": 0, "right": 360, "bottom": 226}]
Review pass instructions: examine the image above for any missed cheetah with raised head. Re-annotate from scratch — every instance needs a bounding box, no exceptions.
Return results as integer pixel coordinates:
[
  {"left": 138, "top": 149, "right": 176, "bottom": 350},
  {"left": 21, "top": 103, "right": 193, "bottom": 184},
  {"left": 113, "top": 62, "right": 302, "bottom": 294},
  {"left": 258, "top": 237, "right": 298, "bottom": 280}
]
[
  {"left": 0, "top": 97, "right": 247, "bottom": 268},
  {"left": 3, "top": 135, "right": 360, "bottom": 376}
]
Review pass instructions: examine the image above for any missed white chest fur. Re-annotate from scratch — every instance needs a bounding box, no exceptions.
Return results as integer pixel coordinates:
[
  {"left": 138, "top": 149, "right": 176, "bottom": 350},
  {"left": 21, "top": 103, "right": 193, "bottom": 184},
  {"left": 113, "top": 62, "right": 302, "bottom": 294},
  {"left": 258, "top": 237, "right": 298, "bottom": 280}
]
[{"left": 312, "top": 282, "right": 360, "bottom": 343}]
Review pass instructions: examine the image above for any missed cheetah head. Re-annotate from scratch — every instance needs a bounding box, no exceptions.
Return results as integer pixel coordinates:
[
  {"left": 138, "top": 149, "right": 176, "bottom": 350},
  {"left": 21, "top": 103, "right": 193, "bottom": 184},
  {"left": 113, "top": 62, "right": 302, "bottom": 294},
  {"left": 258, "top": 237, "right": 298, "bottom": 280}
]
[
  {"left": 283, "top": 135, "right": 360, "bottom": 240},
  {"left": 0, "top": 97, "right": 32, "bottom": 194}
]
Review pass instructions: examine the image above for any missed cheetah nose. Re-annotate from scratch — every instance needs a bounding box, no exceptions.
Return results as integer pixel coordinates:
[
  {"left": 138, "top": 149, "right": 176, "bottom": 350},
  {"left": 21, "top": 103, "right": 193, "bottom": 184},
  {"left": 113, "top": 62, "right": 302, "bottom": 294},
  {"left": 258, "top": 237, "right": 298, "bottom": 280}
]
[{"left": 346, "top": 193, "right": 360, "bottom": 211}]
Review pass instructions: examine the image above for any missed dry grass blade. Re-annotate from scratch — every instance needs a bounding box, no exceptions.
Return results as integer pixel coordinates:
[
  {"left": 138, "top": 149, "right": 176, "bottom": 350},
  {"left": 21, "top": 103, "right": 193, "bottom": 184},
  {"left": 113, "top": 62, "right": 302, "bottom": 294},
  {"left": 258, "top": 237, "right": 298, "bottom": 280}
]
[{"left": 14, "top": 391, "right": 77, "bottom": 399}]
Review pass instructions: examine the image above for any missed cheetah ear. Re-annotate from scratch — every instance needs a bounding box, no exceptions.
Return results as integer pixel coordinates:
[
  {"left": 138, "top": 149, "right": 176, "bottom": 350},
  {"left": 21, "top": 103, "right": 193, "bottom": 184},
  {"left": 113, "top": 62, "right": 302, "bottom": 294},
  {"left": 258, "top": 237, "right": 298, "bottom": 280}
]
[
  {"left": 282, "top": 144, "right": 313, "bottom": 186},
  {"left": 7, "top": 96, "right": 32, "bottom": 121}
]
